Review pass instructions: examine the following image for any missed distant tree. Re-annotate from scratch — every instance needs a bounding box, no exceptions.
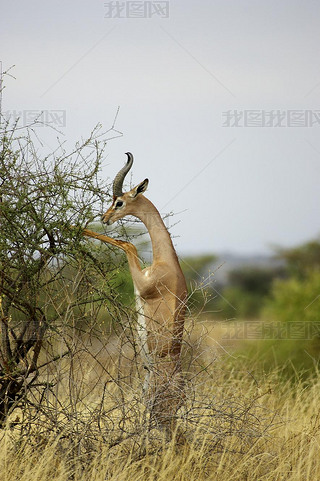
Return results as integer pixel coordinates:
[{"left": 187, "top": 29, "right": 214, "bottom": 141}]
[
  {"left": 228, "top": 266, "right": 285, "bottom": 296},
  {"left": 180, "top": 254, "right": 216, "bottom": 313},
  {"left": 275, "top": 239, "right": 320, "bottom": 279},
  {"left": 181, "top": 254, "right": 216, "bottom": 285},
  {"left": 217, "top": 266, "right": 285, "bottom": 319}
]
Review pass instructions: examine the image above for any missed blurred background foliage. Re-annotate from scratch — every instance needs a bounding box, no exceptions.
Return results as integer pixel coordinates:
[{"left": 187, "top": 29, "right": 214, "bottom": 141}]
[
  {"left": 223, "top": 240, "right": 320, "bottom": 377},
  {"left": 171, "top": 238, "right": 320, "bottom": 378},
  {"left": 215, "top": 265, "right": 286, "bottom": 319}
]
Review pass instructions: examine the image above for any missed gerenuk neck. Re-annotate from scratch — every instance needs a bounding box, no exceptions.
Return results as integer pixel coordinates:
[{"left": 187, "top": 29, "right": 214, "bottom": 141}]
[{"left": 131, "top": 195, "right": 179, "bottom": 265}]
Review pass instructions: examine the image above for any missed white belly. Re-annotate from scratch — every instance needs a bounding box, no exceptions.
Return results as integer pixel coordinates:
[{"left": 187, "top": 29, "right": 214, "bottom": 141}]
[{"left": 134, "top": 287, "right": 151, "bottom": 391}]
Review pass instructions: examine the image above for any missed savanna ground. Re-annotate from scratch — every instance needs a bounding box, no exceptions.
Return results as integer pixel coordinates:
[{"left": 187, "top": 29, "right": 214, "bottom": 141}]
[{"left": 1, "top": 319, "right": 320, "bottom": 481}]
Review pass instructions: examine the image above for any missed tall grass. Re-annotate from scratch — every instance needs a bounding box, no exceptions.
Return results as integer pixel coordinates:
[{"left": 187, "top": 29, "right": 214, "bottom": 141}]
[{"left": 1, "top": 343, "right": 320, "bottom": 481}]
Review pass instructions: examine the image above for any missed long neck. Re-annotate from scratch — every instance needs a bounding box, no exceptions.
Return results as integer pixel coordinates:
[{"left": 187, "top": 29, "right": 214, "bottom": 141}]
[{"left": 130, "top": 195, "right": 178, "bottom": 264}]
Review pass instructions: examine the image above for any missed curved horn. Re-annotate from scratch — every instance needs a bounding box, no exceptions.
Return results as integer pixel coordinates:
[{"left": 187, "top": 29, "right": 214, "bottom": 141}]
[{"left": 112, "top": 152, "right": 134, "bottom": 197}]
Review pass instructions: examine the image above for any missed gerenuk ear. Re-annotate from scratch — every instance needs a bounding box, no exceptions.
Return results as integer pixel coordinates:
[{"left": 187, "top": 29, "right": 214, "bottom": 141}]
[{"left": 131, "top": 178, "right": 149, "bottom": 198}]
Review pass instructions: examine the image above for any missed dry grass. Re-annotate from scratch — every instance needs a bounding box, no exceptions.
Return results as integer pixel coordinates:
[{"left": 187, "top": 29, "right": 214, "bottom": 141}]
[{"left": 1, "top": 321, "right": 320, "bottom": 481}]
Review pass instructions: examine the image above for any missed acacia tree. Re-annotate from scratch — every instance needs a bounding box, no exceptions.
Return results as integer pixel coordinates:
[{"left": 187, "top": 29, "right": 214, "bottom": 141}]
[{"left": 0, "top": 120, "right": 128, "bottom": 425}]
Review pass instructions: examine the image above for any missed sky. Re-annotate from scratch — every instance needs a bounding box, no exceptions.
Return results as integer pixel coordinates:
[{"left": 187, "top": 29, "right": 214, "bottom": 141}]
[{"left": 1, "top": 0, "right": 320, "bottom": 257}]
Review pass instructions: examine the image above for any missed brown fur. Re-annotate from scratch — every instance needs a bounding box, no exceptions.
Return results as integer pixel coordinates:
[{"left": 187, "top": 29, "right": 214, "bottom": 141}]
[{"left": 84, "top": 178, "right": 187, "bottom": 436}]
